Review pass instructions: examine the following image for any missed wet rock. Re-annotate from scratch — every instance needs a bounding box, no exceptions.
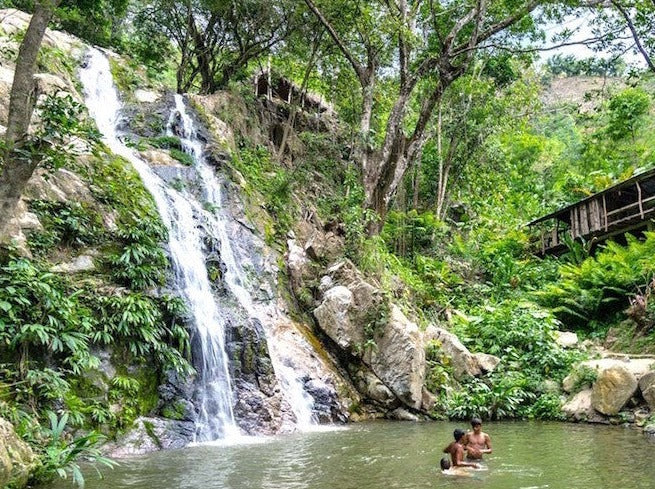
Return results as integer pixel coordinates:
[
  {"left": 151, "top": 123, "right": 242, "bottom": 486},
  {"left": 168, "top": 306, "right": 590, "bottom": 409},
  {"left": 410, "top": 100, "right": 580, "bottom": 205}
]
[
  {"left": 591, "top": 365, "right": 638, "bottom": 415},
  {"left": 106, "top": 417, "right": 195, "bottom": 457},
  {"left": 389, "top": 408, "right": 419, "bottom": 421},
  {"left": 0, "top": 418, "right": 37, "bottom": 488},
  {"left": 233, "top": 380, "right": 295, "bottom": 435},
  {"left": 304, "top": 378, "right": 347, "bottom": 423}
]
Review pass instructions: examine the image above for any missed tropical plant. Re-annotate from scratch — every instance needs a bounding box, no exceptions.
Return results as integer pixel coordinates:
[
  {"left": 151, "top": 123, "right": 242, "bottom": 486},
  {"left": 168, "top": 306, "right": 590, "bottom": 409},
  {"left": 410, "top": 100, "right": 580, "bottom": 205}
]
[{"left": 32, "top": 411, "right": 116, "bottom": 487}]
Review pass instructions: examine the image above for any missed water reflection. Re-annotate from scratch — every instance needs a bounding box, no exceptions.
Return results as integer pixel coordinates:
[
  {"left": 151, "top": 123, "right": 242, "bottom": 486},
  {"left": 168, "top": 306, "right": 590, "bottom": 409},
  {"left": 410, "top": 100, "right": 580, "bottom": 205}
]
[{"left": 44, "top": 421, "right": 655, "bottom": 489}]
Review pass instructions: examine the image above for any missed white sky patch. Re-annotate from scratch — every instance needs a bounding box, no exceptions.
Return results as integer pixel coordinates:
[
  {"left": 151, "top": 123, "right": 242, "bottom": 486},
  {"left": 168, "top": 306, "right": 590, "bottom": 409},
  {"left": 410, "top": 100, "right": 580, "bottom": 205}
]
[{"left": 538, "top": 13, "right": 645, "bottom": 67}]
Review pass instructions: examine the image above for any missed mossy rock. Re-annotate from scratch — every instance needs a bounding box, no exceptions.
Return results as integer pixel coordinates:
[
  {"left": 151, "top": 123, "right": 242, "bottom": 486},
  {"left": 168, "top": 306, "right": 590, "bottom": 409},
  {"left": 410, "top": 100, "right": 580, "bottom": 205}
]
[{"left": 0, "top": 418, "right": 37, "bottom": 489}]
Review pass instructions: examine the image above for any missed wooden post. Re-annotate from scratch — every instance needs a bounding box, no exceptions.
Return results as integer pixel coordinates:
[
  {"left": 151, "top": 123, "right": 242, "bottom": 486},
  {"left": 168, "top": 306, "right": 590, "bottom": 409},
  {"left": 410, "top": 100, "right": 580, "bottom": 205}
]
[
  {"left": 637, "top": 182, "right": 644, "bottom": 219},
  {"left": 603, "top": 194, "right": 608, "bottom": 231}
]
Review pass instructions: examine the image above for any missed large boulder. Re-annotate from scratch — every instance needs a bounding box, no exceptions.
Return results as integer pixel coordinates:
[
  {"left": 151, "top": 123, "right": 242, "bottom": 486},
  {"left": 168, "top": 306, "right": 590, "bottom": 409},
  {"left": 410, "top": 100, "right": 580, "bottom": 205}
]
[
  {"left": 579, "top": 357, "right": 655, "bottom": 380},
  {"left": 638, "top": 371, "right": 655, "bottom": 411},
  {"left": 368, "top": 305, "right": 426, "bottom": 409},
  {"left": 591, "top": 365, "right": 638, "bottom": 415},
  {"left": 313, "top": 285, "right": 365, "bottom": 350},
  {"left": 562, "top": 389, "right": 594, "bottom": 421},
  {"left": 423, "top": 325, "right": 500, "bottom": 380},
  {"left": 0, "top": 417, "right": 37, "bottom": 488}
]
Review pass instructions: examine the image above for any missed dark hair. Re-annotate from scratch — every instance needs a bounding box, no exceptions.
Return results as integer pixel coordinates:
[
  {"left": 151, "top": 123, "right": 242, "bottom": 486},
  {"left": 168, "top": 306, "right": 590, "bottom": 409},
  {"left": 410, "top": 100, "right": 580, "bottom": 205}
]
[
  {"left": 440, "top": 457, "right": 451, "bottom": 470},
  {"left": 471, "top": 417, "right": 482, "bottom": 427},
  {"left": 453, "top": 428, "right": 466, "bottom": 441}
]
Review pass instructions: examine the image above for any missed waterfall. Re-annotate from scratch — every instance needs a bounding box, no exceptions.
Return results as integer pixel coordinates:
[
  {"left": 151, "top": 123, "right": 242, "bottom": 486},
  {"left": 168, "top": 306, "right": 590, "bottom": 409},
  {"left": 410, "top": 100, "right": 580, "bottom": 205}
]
[
  {"left": 80, "top": 47, "right": 318, "bottom": 441},
  {"left": 168, "top": 95, "right": 319, "bottom": 429},
  {"left": 80, "top": 48, "right": 239, "bottom": 441}
]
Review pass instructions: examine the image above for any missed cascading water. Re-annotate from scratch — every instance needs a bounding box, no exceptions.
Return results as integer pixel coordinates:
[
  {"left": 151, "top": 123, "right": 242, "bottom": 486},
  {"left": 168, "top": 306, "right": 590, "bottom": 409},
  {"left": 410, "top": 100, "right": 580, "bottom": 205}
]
[
  {"left": 80, "top": 46, "right": 319, "bottom": 441},
  {"left": 168, "top": 95, "right": 318, "bottom": 429},
  {"left": 80, "top": 48, "right": 239, "bottom": 441}
]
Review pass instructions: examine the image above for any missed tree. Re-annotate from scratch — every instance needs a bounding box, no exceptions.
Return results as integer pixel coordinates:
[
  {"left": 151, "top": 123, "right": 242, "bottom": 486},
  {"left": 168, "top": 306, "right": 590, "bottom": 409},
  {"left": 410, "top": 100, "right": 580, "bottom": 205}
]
[
  {"left": 585, "top": 0, "right": 655, "bottom": 73},
  {"left": 305, "top": 0, "right": 551, "bottom": 233},
  {"left": 136, "top": 0, "right": 300, "bottom": 93},
  {"left": 0, "top": 0, "right": 61, "bottom": 246}
]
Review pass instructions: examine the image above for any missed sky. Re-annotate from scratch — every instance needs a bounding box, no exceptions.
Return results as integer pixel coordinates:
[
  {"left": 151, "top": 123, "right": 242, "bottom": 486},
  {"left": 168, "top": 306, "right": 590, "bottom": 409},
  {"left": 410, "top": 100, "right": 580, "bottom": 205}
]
[{"left": 540, "top": 12, "right": 645, "bottom": 68}]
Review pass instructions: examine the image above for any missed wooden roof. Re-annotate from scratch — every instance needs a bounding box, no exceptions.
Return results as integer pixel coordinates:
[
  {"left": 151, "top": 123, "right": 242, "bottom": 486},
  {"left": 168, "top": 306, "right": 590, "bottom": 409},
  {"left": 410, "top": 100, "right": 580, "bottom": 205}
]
[{"left": 529, "top": 166, "right": 655, "bottom": 226}]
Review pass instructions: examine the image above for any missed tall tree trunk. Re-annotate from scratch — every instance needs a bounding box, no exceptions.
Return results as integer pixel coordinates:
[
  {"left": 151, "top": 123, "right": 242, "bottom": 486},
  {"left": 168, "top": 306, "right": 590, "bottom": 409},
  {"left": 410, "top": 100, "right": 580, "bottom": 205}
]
[{"left": 0, "top": 0, "right": 61, "bottom": 245}]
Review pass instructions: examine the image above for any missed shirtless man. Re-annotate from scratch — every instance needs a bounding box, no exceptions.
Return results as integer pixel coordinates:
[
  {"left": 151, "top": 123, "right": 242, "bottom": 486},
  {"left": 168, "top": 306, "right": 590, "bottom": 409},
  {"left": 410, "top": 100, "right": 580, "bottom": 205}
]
[
  {"left": 443, "top": 429, "right": 480, "bottom": 469},
  {"left": 463, "top": 417, "right": 492, "bottom": 460}
]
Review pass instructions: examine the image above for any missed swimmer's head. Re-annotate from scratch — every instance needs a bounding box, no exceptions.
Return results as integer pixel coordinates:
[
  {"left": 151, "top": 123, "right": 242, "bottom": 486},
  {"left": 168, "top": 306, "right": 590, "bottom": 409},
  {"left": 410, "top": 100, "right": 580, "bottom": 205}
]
[
  {"left": 453, "top": 428, "right": 466, "bottom": 441},
  {"left": 471, "top": 417, "right": 482, "bottom": 428},
  {"left": 440, "top": 457, "right": 451, "bottom": 470}
]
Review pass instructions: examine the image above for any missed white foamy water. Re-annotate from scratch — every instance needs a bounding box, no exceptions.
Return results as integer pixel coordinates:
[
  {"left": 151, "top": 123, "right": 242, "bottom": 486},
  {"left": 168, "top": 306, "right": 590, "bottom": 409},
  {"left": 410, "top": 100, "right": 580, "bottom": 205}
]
[{"left": 168, "top": 94, "right": 318, "bottom": 429}]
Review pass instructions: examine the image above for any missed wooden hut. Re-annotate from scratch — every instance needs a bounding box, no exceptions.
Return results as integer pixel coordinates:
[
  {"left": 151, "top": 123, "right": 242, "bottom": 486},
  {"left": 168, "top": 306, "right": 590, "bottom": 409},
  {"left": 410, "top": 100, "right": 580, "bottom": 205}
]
[{"left": 530, "top": 168, "right": 655, "bottom": 255}]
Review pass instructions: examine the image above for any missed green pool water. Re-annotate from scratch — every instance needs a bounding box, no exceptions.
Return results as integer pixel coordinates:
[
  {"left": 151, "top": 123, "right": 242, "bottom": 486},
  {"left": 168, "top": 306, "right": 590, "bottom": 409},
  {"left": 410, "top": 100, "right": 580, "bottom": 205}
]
[{"left": 43, "top": 420, "right": 655, "bottom": 489}]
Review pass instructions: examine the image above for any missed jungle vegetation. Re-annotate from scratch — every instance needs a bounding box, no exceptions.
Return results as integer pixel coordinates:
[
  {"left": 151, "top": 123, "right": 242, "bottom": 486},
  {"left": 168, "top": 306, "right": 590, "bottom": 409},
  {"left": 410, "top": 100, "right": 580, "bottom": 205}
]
[{"left": 0, "top": 0, "right": 654, "bottom": 486}]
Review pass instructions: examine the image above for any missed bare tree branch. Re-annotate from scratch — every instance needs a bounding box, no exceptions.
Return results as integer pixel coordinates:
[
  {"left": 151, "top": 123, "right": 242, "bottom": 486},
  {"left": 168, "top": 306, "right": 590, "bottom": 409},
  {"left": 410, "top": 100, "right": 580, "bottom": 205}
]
[{"left": 610, "top": 0, "right": 655, "bottom": 72}]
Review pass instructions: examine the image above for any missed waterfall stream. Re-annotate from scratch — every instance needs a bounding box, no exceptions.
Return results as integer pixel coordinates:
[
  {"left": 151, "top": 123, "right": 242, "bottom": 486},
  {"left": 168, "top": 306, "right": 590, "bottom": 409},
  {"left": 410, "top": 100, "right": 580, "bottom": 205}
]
[
  {"left": 167, "top": 95, "right": 319, "bottom": 429},
  {"left": 80, "top": 47, "right": 317, "bottom": 442}
]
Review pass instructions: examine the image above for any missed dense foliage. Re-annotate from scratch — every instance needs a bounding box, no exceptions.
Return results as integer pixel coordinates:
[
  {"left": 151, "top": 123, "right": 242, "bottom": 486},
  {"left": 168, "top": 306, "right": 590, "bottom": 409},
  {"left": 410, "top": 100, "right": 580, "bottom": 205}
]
[{"left": 2, "top": 1, "right": 655, "bottom": 485}]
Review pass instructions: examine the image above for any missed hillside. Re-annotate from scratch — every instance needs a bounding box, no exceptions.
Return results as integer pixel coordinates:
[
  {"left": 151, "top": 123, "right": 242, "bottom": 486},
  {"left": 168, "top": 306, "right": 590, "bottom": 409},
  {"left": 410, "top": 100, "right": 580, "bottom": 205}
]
[{"left": 1, "top": 5, "right": 655, "bottom": 488}]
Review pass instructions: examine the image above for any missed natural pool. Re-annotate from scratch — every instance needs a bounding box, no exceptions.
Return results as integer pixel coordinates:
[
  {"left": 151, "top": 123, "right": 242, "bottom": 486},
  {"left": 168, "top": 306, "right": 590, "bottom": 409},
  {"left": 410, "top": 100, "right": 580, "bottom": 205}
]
[{"left": 44, "top": 421, "right": 655, "bottom": 489}]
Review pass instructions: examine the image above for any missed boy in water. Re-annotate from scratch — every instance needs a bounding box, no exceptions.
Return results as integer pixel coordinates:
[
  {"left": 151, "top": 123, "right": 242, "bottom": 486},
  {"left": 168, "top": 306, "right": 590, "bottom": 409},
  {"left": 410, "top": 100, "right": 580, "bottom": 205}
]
[
  {"left": 443, "top": 429, "right": 480, "bottom": 469},
  {"left": 440, "top": 457, "right": 473, "bottom": 477},
  {"left": 462, "top": 417, "right": 492, "bottom": 460}
]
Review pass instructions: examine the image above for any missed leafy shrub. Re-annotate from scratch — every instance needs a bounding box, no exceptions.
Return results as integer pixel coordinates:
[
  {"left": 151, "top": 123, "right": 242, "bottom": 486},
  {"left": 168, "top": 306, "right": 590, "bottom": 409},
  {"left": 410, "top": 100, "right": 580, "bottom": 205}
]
[
  {"left": 106, "top": 218, "right": 169, "bottom": 290},
  {"left": 31, "top": 412, "right": 116, "bottom": 487},
  {"left": 28, "top": 200, "right": 104, "bottom": 252},
  {"left": 537, "top": 233, "right": 655, "bottom": 330}
]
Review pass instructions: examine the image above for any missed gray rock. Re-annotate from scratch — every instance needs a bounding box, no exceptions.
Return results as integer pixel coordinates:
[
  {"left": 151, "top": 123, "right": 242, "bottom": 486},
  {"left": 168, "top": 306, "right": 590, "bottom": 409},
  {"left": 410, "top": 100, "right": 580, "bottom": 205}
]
[
  {"left": 638, "top": 371, "right": 655, "bottom": 410},
  {"left": 106, "top": 417, "right": 194, "bottom": 457},
  {"left": 51, "top": 254, "right": 96, "bottom": 273},
  {"left": 563, "top": 389, "right": 594, "bottom": 421},
  {"left": 554, "top": 331, "right": 579, "bottom": 348},
  {"left": 135, "top": 89, "right": 160, "bottom": 103},
  {"left": 591, "top": 365, "right": 638, "bottom": 415},
  {"left": 389, "top": 408, "right": 419, "bottom": 421},
  {"left": 355, "top": 370, "right": 396, "bottom": 406},
  {"left": 473, "top": 352, "right": 501, "bottom": 374},
  {"left": 423, "top": 325, "right": 483, "bottom": 380},
  {"left": 313, "top": 286, "right": 364, "bottom": 350},
  {"left": 368, "top": 305, "right": 425, "bottom": 410}
]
